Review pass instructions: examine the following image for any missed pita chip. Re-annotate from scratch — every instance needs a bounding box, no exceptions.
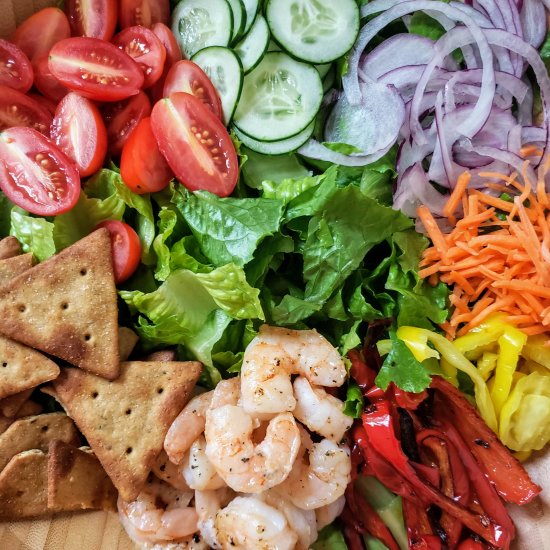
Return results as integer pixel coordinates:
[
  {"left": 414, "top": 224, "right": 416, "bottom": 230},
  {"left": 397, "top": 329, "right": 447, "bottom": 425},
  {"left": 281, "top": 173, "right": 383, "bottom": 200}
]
[
  {"left": 48, "top": 440, "right": 117, "bottom": 512},
  {"left": 119, "top": 326, "right": 139, "bottom": 361},
  {"left": 0, "top": 253, "right": 34, "bottom": 287},
  {"left": 146, "top": 349, "right": 178, "bottom": 362},
  {"left": 0, "top": 412, "right": 80, "bottom": 471},
  {"left": 14, "top": 398, "right": 42, "bottom": 418},
  {"left": 0, "top": 388, "right": 33, "bottom": 417},
  {"left": 0, "top": 229, "right": 120, "bottom": 379},
  {"left": 51, "top": 360, "right": 202, "bottom": 500},
  {"left": 0, "top": 334, "right": 60, "bottom": 399},
  {"left": 0, "top": 449, "right": 48, "bottom": 519},
  {"left": 0, "top": 236, "right": 21, "bottom": 260}
]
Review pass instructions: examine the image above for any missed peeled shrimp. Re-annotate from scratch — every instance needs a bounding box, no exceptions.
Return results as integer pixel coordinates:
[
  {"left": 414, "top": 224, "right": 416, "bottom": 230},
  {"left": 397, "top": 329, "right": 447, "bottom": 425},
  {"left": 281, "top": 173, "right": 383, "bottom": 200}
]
[
  {"left": 195, "top": 488, "right": 234, "bottom": 549},
  {"left": 117, "top": 476, "right": 198, "bottom": 546},
  {"left": 205, "top": 404, "right": 301, "bottom": 493},
  {"left": 182, "top": 435, "right": 226, "bottom": 491},
  {"left": 165, "top": 379, "right": 240, "bottom": 464},
  {"left": 153, "top": 451, "right": 191, "bottom": 492},
  {"left": 215, "top": 495, "right": 298, "bottom": 550},
  {"left": 240, "top": 325, "right": 347, "bottom": 417},
  {"left": 264, "top": 491, "right": 317, "bottom": 550},
  {"left": 292, "top": 376, "right": 353, "bottom": 441},
  {"left": 277, "top": 428, "right": 351, "bottom": 510},
  {"left": 315, "top": 495, "right": 346, "bottom": 530}
]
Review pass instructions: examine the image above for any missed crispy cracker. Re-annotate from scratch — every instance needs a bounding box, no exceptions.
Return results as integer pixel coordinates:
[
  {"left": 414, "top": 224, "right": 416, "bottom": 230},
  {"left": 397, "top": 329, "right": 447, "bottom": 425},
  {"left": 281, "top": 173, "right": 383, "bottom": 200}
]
[
  {"left": 146, "top": 349, "right": 178, "bottom": 362},
  {"left": 152, "top": 450, "right": 190, "bottom": 491},
  {"left": 51, "top": 360, "right": 201, "bottom": 500},
  {"left": 0, "top": 253, "right": 34, "bottom": 287},
  {"left": 0, "top": 237, "right": 21, "bottom": 260},
  {"left": 0, "top": 412, "right": 79, "bottom": 471},
  {"left": 0, "top": 229, "right": 120, "bottom": 379},
  {"left": 0, "top": 335, "right": 60, "bottom": 399},
  {"left": 15, "top": 399, "right": 42, "bottom": 417},
  {"left": 0, "top": 416, "right": 11, "bottom": 436},
  {"left": 48, "top": 440, "right": 117, "bottom": 512},
  {"left": 0, "top": 389, "right": 33, "bottom": 417},
  {"left": 119, "top": 326, "right": 139, "bottom": 362},
  {"left": 0, "top": 449, "right": 49, "bottom": 519}
]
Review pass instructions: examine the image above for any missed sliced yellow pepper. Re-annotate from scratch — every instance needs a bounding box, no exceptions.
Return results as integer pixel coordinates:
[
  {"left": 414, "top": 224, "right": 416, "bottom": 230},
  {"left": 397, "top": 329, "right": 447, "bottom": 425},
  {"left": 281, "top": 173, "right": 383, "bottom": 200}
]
[
  {"left": 453, "top": 314, "right": 508, "bottom": 354},
  {"left": 396, "top": 326, "right": 440, "bottom": 362},
  {"left": 477, "top": 351, "right": 498, "bottom": 381},
  {"left": 499, "top": 372, "right": 550, "bottom": 452},
  {"left": 522, "top": 335, "right": 550, "bottom": 369},
  {"left": 522, "top": 360, "right": 548, "bottom": 376},
  {"left": 490, "top": 326, "right": 527, "bottom": 417}
]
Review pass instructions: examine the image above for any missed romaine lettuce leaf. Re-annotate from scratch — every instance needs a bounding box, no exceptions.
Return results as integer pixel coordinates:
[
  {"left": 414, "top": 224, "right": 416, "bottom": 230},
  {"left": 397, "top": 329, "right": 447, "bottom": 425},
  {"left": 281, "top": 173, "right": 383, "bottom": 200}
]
[
  {"left": 10, "top": 210, "right": 56, "bottom": 261},
  {"left": 312, "top": 524, "right": 349, "bottom": 549}
]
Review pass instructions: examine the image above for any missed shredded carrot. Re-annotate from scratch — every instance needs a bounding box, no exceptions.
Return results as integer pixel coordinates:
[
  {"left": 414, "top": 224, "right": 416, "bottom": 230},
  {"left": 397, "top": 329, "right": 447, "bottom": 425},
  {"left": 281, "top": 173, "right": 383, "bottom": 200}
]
[{"left": 419, "top": 162, "right": 550, "bottom": 338}]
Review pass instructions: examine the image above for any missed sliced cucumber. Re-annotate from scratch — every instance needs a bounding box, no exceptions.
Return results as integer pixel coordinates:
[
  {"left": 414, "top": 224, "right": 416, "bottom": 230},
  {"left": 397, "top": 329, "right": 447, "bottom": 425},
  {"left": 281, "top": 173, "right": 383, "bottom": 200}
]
[
  {"left": 226, "top": 0, "right": 245, "bottom": 43},
  {"left": 265, "top": 0, "right": 360, "bottom": 64},
  {"left": 242, "top": 0, "right": 259, "bottom": 33},
  {"left": 268, "top": 40, "right": 281, "bottom": 52},
  {"left": 171, "top": 0, "right": 233, "bottom": 58},
  {"left": 233, "top": 52, "right": 322, "bottom": 142},
  {"left": 234, "top": 15, "right": 270, "bottom": 73},
  {"left": 192, "top": 46, "right": 244, "bottom": 125},
  {"left": 242, "top": 148, "right": 311, "bottom": 188},
  {"left": 315, "top": 63, "right": 332, "bottom": 79},
  {"left": 322, "top": 65, "right": 336, "bottom": 93},
  {"left": 233, "top": 121, "right": 314, "bottom": 155}
]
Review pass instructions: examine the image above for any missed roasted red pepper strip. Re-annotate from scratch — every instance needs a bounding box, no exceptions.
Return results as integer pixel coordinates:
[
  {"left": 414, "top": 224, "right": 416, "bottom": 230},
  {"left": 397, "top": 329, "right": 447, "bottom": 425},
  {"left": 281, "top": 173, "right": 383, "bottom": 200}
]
[
  {"left": 362, "top": 400, "right": 508, "bottom": 547},
  {"left": 457, "top": 539, "right": 487, "bottom": 550},
  {"left": 402, "top": 498, "right": 442, "bottom": 550},
  {"left": 342, "top": 513, "right": 366, "bottom": 550},
  {"left": 431, "top": 376, "right": 540, "bottom": 505},
  {"left": 392, "top": 385, "right": 428, "bottom": 410},
  {"left": 346, "top": 486, "right": 400, "bottom": 550},
  {"left": 349, "top": 349, "right": 377, "bottom": 392}
]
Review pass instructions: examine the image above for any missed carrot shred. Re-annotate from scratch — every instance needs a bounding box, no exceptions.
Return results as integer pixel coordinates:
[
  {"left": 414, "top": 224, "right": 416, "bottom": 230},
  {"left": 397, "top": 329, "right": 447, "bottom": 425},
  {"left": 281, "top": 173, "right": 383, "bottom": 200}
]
[
  {"left": 443, "top": 171, "right": 471, "bottom": 220},
  {"left": 417, "top": 205, "right": 448, "bottom": 259}
]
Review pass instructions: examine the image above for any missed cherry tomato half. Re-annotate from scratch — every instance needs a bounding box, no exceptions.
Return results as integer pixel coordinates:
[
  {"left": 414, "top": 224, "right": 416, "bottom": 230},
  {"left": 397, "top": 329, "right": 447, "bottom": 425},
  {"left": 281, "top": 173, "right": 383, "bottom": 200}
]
[
  {"left": 11, "top": 8, "right": 71, "bottom": 62},
  {"left": 121, "top": 117, "right": 173, "bottom": 193},
  {"left": 0, "top": 85, "right": 52, "bottom": 134},
  {"left": 163, "top": 61, "right": 222, "bottom": 119},
  {"left": 0, "top": 39, "right": 33, "bottom": 93},
  {"left": 51, "top": 92, "right": 107, "bottom": 177},
  {"left": 33, "top": 54, "right": 68, "bottom": 103},
  {"left": 113, "top": 26, "right": 166, "bottom": 89},
  {"left": 0, "top": 127, "right": 80, "bottom": 216},
  {"left": 149, "top": 22, "right": 182, "bottom": 102},
  {"left": 28, "top": 93, "right": 57, "bottom": 116},
  {"left": 102, "top": 90, "right": 151, "bottom": 155},
  {"left": 95, "top": 220, "right": 142, "bottom": 283},
  {"left": 66, "top": 0, "right": 117, "bottom": 41},
  {"left": 151, "top": 92, "right": 238, "bottom": 197},
  {"left": 119, "top": 0, "right": 170, "bottom": 29},
  {"left": 457, "top": 540, "right": 486, "bottom": 550},
  {"left": 49, "top": 37, "right": 144, "bottom": 102}
]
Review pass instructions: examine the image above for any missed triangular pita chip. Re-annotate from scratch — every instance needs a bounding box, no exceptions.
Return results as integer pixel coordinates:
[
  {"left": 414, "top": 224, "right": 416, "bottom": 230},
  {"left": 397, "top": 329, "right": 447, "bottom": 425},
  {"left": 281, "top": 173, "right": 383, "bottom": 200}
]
[
  {"left": 0, "top": 388, "right": 33, "bottom": 417},
  {"left": 0, "top": 449, "right": 48, "bottom": 519},
  {"left": 146, "top": 349, "right": 178, "bottom": 362},
  {"left": 14, "top": 398, "right": 42, "bottom": 418},
  {"left": 51, "top": 360, "right": 202, "bottom": 500},
  {"left": 0, "top": 412, "right": 79, "bottom": 471},
  {"left": 0, "top": 229, "right": 120, "bottom": 379},
  {"left": 0, "top": 253, "right": 34, "bottom": 286},
  {"left": 119, "top": 326, "right": 139, "bottom": 362},
  {"left": 0, "top": 334, "right": 60, "bottom": 399},
  {"left": 48, "top": 440, "right": 117, "bottom": 512},
  {"left": 0, "top": 236, "right": 21, "bottom": 260}
]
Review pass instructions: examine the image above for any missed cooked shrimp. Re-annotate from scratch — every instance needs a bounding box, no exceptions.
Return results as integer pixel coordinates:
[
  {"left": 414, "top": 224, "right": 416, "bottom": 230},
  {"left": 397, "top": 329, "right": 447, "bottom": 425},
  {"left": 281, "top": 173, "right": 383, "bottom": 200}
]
[
  {"left": 215, "top": 495, "right": 298, "bottom": 550},
  {"left": 183, "top": 435, "right": 226, "bottom": 491},
  {"left": 138, "top": 537, "right": 208, "bottom": 550},
  {"left": 205, "top": 404, "right": 301, "bottom": 493},
  {"left": 153, "top": 451, "right": 191, "bottom": 492},
  {"left": 277, "top": 428, "right": 351, "bottom": 509},
  {"left": 264, "top": 491, "right": 317, "bottom": 550},
  {"left": 118, "top": 476, "right": 198, "bottom": 546},
  {"left": 195, "top": 488, "right": 234, "bottom": 549},
  {"left": 241, "top": 325, "right": 347, "bottom": 417},
  {"left": 292, "top": 376, "right": 353, "bottom": 441},
  {"left": 315, "top": 495, "right": 346, "bottom": 530},
  {"left": 164, "top": 379, "right": 240, "bottom": 465}
]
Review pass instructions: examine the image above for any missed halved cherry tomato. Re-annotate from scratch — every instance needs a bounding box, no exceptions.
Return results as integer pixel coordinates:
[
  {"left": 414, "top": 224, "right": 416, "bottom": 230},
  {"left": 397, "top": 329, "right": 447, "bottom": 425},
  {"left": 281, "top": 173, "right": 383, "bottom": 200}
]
[
  {"left": 457, "top": 540, "right": 486, "bottom": 550},
  {"left": 121, "top": 117, "right": 173, "bottom": 193},
  {"left": 11, "top": 7, "right": 70, "bottom": 62},
  {"left": 119, "top": 0, "right": 170, "bottom": 29},
  {"left": 49, "top": 38, "right": 144, "bottom": 102},
  {"left": 163, "top": 61, "right": 222, "bottom": 119},
  {"left": 149, "top": 22, "right": 183, "bottom": 102},
  {"left": 51, "top": 92, "right": 107, "bottom": 177},
  {"left": 66, "top": 0, "right": 117, "bottom": 41},
  {"left": 28, "top": 94, "right": 57, "bottom": 116},
  {"left": 102, "top": 91, "right": 151, "bottom": 155},
  {"left": 0, "top": 127, "right": 80, "bottom": 216},
  {"left": 33, "top": 54, "right": 68, "bottom": 103},
  {"left": 0, "top": 86, "right": 52, "bottom": 134},
  {"left": 95, "top": 220, "right": 142, "bottom": 283},
  {"left": 0, "top": 39, "right": 33, "bottom": 93},
  {"left": 113, "top": 26, "right": 166, "bottom": 89},
  {"left": 151, "top": 92, "right": 238, "bottom": 197}
]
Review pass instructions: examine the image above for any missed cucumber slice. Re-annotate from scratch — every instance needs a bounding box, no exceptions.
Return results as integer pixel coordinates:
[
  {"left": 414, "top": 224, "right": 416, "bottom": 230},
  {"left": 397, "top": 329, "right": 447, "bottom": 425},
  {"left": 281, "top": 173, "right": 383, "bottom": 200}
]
[
  {"left": 316, "top": 63, "right": 332, "bottom": 79},
  {"left": 267, "top": 40, "right": 281, "bottom": 52},
  {"left": 233, "top": 52, "right": 322, "bottom": 142},
  {"left": 234, "top": 15, "right": 270, "bottom": 73},
  {"left": 226, "top": 0, "right": 246, "bottom": 43},
  {"left": 192, "top": 46, "right": 244, "bottom": 125},
  {"left": 233, "top": 121, "right": 315, "bottom": 155},
  {"left": 265, "top": 0, "right": 360, "bottom": 64},
  {"left": 242, "top": 0, "right": 259, "bottom": 33},
  {"left": 171, "top": 0, "right": 233, "bottom": 58},
  {"left": 242, "top": 148, "right": 311, "bottom": 188}
]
